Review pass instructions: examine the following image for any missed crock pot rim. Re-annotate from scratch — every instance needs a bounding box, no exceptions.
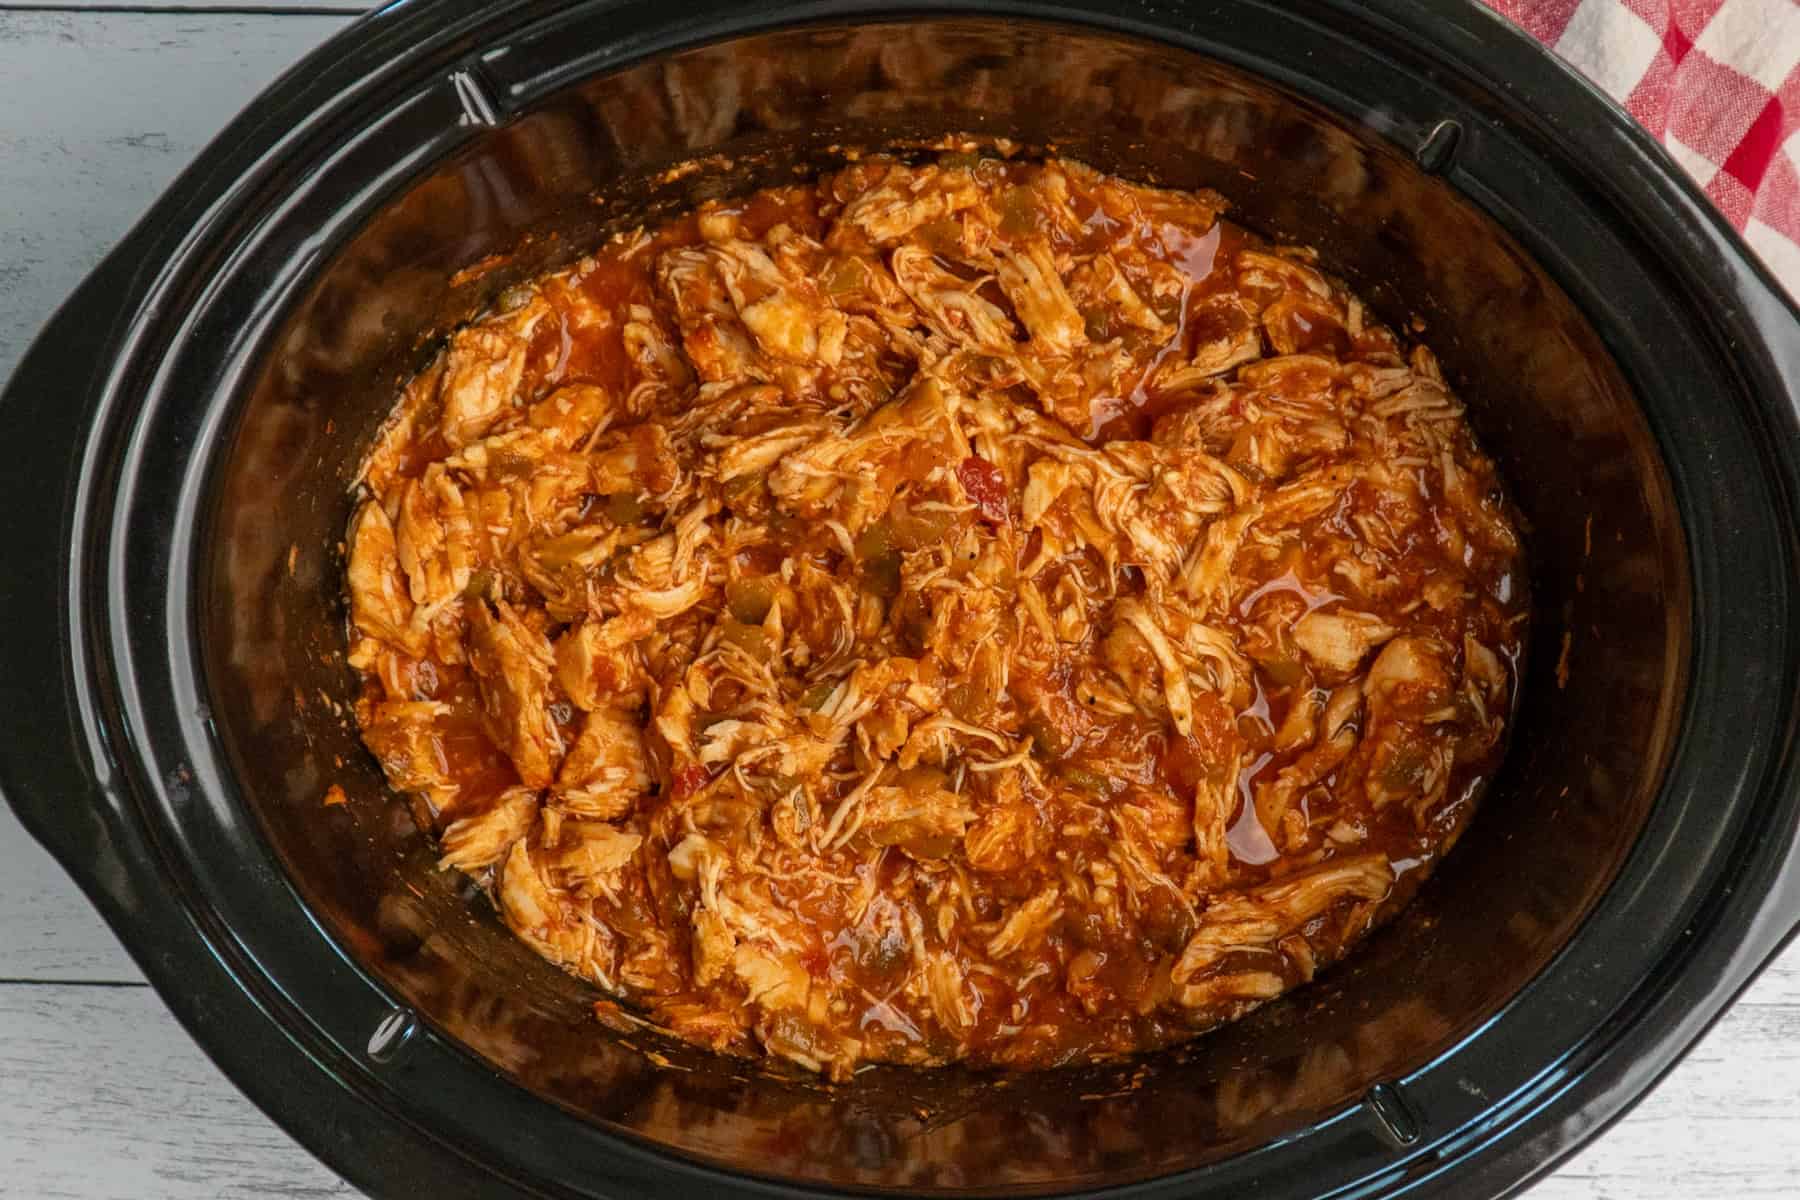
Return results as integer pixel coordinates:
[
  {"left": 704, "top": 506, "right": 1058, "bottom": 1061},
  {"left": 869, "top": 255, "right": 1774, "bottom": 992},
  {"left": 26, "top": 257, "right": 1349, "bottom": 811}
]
[{"left": 1, "top": 2, "right": 1796, "bottom": 1198}]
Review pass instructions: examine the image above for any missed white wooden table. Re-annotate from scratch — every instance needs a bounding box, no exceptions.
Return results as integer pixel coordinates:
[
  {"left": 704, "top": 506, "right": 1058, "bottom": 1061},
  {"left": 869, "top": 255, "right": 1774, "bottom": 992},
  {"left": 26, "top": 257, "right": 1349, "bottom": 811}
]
[{"left": 1, "top": 6, "right": 1795, "bottom": 1197}]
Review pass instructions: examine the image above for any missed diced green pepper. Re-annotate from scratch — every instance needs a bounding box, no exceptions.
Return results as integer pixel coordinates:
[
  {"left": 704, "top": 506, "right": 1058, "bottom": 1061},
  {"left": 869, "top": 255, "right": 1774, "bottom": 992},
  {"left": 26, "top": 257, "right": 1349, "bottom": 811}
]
[
  {"left": 462, "top": 568, "right": 496, "bottom": 601},
  {"left": 605, "top": 492, "right": 645, "bottom": 525},
  {"left": 890, "top": 502, "right": 956, "bottom": 551},
  {"left": 917, "top": 219, "right": 962, "bottom": 253},
  {"left": 726, "top": 576, "right": 776, "bottom": 626},
  {"left": 496, "top": 283, "right": 535, "bottom": 312},
  {"left": 863, "top": 551, "right": 902, "bottom": 601},
  {"left": 999, "top": 186, "right": 1039, "bottom": 238},
  {"left": 823, "top": 256, "right": 868, "bottom": 297},
  {"left": 854, "top": 518, "right": 893, "bottom": 563},
  {"left": 1059, "top": 766, "right": 1112, "bottom": 794},
  {"left": 1026, "top": 713, "right": 1071, "bottom": 760},
  {"left": 721, "top": 619, "right": 774, "bottom": 661},
  {"left": 855, "top": 518, "right": 902, "bottom": 600}
]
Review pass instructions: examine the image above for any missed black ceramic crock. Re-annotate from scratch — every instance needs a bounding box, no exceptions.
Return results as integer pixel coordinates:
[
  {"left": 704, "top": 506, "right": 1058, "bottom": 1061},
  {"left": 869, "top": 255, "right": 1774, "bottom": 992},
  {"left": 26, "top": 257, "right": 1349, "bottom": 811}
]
[{"left": 2, "top": 1, "right": 1798, "bottom": 1196}]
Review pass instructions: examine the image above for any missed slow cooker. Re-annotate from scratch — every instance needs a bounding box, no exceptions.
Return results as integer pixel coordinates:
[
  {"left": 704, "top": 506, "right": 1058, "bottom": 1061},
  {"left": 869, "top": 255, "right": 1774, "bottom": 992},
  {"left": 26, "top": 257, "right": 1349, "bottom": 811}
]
[{"left": 2, "top": 1, "right": 1797, "bottom": 1196}]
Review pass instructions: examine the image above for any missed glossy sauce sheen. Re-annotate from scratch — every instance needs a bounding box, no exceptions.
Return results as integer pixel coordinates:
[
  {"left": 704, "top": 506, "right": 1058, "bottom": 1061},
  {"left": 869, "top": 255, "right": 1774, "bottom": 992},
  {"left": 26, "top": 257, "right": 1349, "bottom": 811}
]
[{"left": 343, "top": 154, "right": 1528, "bottom": 1077}]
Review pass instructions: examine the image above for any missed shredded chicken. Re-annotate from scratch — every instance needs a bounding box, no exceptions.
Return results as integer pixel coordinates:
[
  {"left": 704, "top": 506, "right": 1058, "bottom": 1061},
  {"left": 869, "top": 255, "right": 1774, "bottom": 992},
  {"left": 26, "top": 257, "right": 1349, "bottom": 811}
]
[{"left": 345, "top": 152, "right": 1528, "bottom": 1078}]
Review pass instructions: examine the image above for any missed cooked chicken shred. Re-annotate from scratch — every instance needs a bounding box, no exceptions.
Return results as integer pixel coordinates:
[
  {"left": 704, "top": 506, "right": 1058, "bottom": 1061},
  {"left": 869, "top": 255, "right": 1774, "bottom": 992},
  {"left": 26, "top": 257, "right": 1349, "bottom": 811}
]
[{"left": 346, "top": 154, "right": 1527, "bottom": 1077}]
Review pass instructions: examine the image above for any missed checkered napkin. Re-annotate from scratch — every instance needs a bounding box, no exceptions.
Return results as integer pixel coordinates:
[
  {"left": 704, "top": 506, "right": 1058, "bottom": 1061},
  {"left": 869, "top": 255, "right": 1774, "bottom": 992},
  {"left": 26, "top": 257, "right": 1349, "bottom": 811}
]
[{"left": 1482, "top": 0, "right": 1800, "bottom": 296}]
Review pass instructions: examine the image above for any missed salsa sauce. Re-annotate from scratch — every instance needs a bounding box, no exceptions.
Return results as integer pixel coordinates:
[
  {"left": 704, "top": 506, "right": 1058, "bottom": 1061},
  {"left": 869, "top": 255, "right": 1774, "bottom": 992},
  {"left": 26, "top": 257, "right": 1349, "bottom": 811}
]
[{"left": 344, "top": 153, "right": 1528, "bottom": 1077}]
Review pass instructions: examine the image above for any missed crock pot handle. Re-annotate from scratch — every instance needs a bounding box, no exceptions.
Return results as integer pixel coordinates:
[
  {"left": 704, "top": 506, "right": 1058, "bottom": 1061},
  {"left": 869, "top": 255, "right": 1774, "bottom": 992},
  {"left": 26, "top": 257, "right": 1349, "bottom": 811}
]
[
  {"left": 1741, "top": 283, "right": 1800, "bottom": 958},
  {"left": 0, "top": 235, "right": 144, "bottom": 907}
]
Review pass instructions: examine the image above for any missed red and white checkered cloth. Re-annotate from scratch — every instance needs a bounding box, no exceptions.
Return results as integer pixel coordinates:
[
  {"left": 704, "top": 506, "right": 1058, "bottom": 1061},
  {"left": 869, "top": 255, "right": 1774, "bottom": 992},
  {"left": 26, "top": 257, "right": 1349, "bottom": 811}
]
[{"left": 1482, "top": 0, "right": 1800, "bottom": 295}]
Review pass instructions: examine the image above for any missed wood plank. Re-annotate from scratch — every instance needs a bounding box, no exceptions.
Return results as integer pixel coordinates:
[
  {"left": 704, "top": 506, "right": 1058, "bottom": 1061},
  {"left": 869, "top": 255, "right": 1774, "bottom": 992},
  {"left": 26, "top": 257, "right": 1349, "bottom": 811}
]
[
  {"left": 1532, "top": 962, "right": 1800, "bottom": 1198},
  {"left": 11, "top": 3, "right": 369, "bottom": 12},
  {"left": 1, "top": 965, "right": 1799, "bottom": 1197},
  {"left": 2, "top": 8, "right": 1799, "bottom": 1198},
  {"left": 0, "top": 985, "right": 355, "bottom": 1199},
  {"left": 0, "top": 805, "right": 141, "bottom": 981},
  {"left": 0, "top": 9, "right": 352, "bottom": 384},
  {"left": 0, "top": 7, "right": 351, "bottom": 985}
]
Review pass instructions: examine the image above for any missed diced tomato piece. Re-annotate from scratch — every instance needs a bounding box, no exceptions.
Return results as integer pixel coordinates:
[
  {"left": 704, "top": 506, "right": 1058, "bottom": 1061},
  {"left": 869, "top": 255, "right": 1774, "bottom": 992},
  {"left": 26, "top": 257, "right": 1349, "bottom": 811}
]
[
  {"left": 957, "top": 455, "right": 1009, "bottom": 523},
  {"left": 672, "top": 762, "right": 711, "bottom": 800}
]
